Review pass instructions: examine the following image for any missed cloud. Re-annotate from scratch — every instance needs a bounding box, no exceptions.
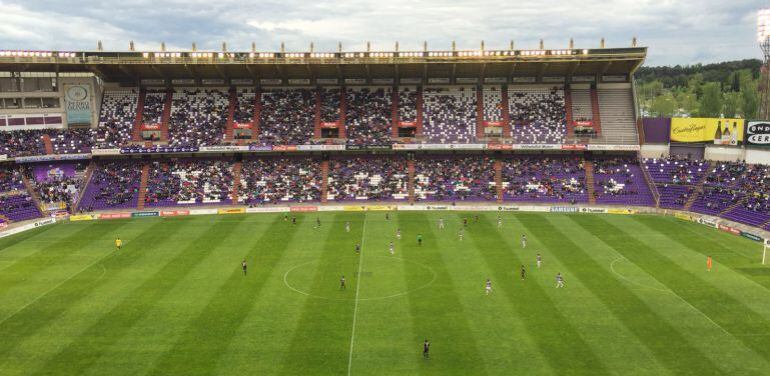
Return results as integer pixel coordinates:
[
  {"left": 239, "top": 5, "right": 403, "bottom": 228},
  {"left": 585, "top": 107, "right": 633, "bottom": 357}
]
[{"left": 1, "top": 0, "right": 767, "bottom": 66}]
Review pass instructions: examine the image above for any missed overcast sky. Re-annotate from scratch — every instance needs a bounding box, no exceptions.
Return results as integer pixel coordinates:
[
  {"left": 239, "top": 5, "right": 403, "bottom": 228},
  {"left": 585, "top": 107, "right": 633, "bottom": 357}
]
[{"left": 0, "top": 0, "right": 766, "bottom": 67}]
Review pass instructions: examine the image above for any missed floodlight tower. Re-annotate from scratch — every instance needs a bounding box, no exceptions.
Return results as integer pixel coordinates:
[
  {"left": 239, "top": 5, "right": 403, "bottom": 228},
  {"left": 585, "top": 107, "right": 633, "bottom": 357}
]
[{"left": 758, "top": 9, "right": 770, "bottom": 120}]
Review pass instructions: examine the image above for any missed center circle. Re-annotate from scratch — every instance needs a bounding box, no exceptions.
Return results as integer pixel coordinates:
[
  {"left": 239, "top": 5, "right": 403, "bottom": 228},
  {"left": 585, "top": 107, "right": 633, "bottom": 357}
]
[{"left": 283, "top": 255, "right": 437, "bottom": 301}]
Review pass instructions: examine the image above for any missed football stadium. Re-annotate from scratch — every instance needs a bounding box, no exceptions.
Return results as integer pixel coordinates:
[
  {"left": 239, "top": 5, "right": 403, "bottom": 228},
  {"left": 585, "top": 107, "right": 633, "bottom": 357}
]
[{"left": 2, "top": 4, "right": 770, "bottom": 375}]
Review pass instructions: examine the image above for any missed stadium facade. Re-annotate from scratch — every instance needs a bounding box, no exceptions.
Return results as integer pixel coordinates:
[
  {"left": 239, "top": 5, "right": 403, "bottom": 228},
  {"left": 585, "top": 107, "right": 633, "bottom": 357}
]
[{"left": 0, "top": 44, "right": 769, "bottom": 242}]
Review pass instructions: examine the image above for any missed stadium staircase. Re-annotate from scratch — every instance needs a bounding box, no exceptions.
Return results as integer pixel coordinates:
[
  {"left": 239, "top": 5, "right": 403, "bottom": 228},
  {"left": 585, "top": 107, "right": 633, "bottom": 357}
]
[
  {"left": 720, "top": 198, "right": 747, "bottom": 216},
  {"left": 320, "top": 160, "right": 329, "bottom": 203},
  {"left": 224, "top": 88, "right": 237, "bottom": 141},
  {"left": 339, "top": 87, "right": 347, "bottom": 139},
  {"left": 21, "top": 174, "right": 44, "bottom": 214},
  {"left": 416, "top": 87, "right": 424, "bottom": 136},
  {"left": 501, "top": 86, "right": 511, "bottom": 137},
  {"left": 564, "top": 87, "right": 574, "bottom": 136},
  {"left": 391, "top": 89, "right": 399, "bottom": 138},
  {"left": 136, "top": 163, "right": 150, "bottom": 210},
  {"left": 584, "top": 160, "right": 596, "bottom": 205},
  {"left": 476, "top": 88, "right": 485, "bottom": 139},
  {"left": 231, "top": 161, "right": 242, "bottom": 204},
  {"left": 159, "top": 90, "right": 173, "bottom": 142},
  {"left": 42, "top": 134, "right": 54, "bottom": 155},
  {"left": 73, "top": 161, "right": 96, "bottom": 212},
  {"left": 407, "top": 159, "right": 415, "bottom": 204},
  {"left": 590, "top": 88, "right": 603, "bottom": 135},
  {"left": 638, "top": 157, "right": 660, "bottom": 208},
  {"left": 314, "top": 89, "right": 322, "bottom": 138},
  {"left": 636, "top": 118, "right": 646, "bottom": 145},
  {"left": 495, "top": 160, "right": 503, "bottom": 204},
  {"left": 252, "top": 88, "right": 261, "bottom": 140},
  {"left": 683, "top": 173, "right": 710, "bottom": 211},
  {"left": 132, "top": 88, "right": 146, "bottom": 141}
]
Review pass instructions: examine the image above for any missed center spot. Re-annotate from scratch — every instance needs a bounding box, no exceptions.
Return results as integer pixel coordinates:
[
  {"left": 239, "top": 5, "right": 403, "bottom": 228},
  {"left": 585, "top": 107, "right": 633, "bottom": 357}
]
[{"left": 284, "top": 256, "right": 436, "bottom": 301}]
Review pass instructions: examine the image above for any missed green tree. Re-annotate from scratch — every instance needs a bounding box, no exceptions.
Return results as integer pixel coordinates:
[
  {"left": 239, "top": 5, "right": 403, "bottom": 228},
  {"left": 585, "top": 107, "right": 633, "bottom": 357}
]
[
  {"left": 650, "top": 93, "right": 677, "bottom": 116},
  {"left": 722, "top": 91, "right": 743, "bottom": 118},
  {"left": 699, "top": 82, "right": 723, "bottom": 117},
  {"left": 741, "top": 81, "right": 758, "bottom": 119}
]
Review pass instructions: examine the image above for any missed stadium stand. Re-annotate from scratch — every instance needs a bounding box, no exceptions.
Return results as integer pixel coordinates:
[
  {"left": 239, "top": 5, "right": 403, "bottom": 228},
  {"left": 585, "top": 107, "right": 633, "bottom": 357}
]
[
  {"left": 259, "top": 88, "right": 315, "bottom": 145},
  {"left": 508, "top": 86, "right": 566, "bottom": 144},
  {"left": 422, "top": 87, "right": 476, "bottom": 143},
  {"left": 592, "top": 157, "right": 654, "bottom": 206},
  {"left": 49, "top": 128, "right": 95, "bottom": 154},
  {"left": 414, "top": 155, "right": 495, "bottom": 201},
  {"left": 96, "top": 89, "right": 138, "bottom": 148},
  {"left": 398, "top": 87, "right": 418, "bottom": 123},
  {"left": 26, "top": 161, "right": 87, "bottom": 212},
  {"left": 78, "top": 161, "right": 141, "bottom": 211},
  {"left": 345, "top": 87, "right": 393, "bottom": 145},
  {"left": 482, "top": 86, "right": 503, "bottom": 123},
  {"left": 0, "top": 166, "right": 42, "bottom": 221},
  {"left": 598, "top": 87, "right": 638, "bottom": 144},
  {"left": 0, "top": 130, "right": 46, "bottom": 157},
  {"left": 238, "top": 157, "right": 322, "bottom": 204},
  {"left": 168, "top": 89, "right": 229, "bottom": 147},
  {"left": 144, "top": 159, "right": 234, "bottom": 206},
  {"left": 327, "top": 156, "right": 408, "bottom": 201},
  {"left": 500, "top": 156, "right": 587, "bottom": 203}
]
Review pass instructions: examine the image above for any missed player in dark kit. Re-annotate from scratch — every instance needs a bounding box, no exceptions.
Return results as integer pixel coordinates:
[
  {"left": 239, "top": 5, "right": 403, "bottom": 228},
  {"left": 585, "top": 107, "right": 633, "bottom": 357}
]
[
  {"left": 355, "top": 243, "right": 361, "bottom": 255},
  {"left": 417, "top": 233, "right": 423, "bottom": 246},
  {"left": 292, "top": 216, "right": 297, "bottom": 225},
  {"left": 463, "top": 218, "right": 468, "bottom": 227},
  {"left": 315, "top": 217, "right": 321, "bottom": 228},
  {"left": 520, "top": 265, "right": 526, "bottom": 280},
  {"left": 423, "top": 339, "right": 430, "bottom": 359},
  {"left": 340, "top": 275, "right": 346, "bottom": 289},
  {"left": 242, "top": 259, "right": 247, "bottom": 276}
]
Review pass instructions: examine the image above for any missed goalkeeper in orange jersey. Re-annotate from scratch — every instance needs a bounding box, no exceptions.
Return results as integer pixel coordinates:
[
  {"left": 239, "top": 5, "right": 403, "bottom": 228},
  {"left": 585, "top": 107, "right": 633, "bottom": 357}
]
[{"left": 707, "top": 256, "right": 712, "bottom": 272}]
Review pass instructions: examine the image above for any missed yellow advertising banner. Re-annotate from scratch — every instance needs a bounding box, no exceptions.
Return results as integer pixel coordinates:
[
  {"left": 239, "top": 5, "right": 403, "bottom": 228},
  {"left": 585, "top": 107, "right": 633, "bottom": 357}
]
[
  {"left": 70, "top": 214, "right": 95, "bottom": 221},
  {"left": 343, "top": 206, "right": 366, "bottom": 212},
  {"left": 217, "top": 208, "right": 246, "bottom": 215},
  {"left": 366, "top": 205, "right": 397, "bottom": 211},
  {"left": 670, "top": 118, "right": 744, "bottom": 144},
  {"left": 607, "top": 208, "right": 636, "bottom": 215}
]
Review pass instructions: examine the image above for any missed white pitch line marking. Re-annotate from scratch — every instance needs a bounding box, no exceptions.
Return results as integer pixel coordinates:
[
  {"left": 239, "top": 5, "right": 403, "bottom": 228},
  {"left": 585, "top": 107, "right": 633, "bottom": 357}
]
[{"left": 347, "top": 214, "right": 367, "bottom": 376}]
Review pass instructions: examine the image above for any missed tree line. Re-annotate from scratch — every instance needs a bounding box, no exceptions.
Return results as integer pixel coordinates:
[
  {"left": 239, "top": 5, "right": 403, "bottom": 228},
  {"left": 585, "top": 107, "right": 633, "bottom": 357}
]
[{"left": 634, "top": 59, "right": 766, "bottom": 119}]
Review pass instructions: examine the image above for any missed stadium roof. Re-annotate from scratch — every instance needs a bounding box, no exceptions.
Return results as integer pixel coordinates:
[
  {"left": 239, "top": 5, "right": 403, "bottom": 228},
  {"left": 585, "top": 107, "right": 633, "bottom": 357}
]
[{"left": 0, "top": 47, "right": 646, "bottom": 84}]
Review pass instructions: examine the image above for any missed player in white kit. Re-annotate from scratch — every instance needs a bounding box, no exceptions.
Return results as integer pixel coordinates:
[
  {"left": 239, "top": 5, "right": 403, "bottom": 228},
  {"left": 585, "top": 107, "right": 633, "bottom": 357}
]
[
  {"left": 556, "top": 273, "right": 564, "bottom": 288},
  {"left": 438, "top": 218, "right": 445, "bottom": 229},
  {"left": 389, "top": 241, "right": 395, "bottom": 255},
  {"left": 536, "top": 253, "right": 542, "bottom": 268},
  {"left": 485, "top": 279, "right": 492, "bottom": 295}
]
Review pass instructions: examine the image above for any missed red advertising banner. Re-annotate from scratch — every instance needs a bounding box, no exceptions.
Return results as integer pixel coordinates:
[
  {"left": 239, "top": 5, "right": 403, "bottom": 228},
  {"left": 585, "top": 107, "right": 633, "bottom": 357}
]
[
  {"left": 561, "top": 144, "right": 587, "bottom": 151},
  {"left": 290, "top": 206, "right": 318, "bottom": 212},
  {"left": 718, "top": 224, "right": 741, "bottom": 235},
  {"left": 487, "top": 143, "right": 513, "bottom": 150},
  {"left": 399, "top": 122, "right": 416, "bottom": 127},
  {"left": 272, "top": 145, "right": 298, "bottom": 151},
  {"left": 321, "top": 122, "right": 339, "bottom": 128},
  {"left": 234, "top": 122, "right": 252, "bottom": 129},
  {"left": 141, "top": 123, "right": 161, "bottom": 130},
  {"left": 573, "top": 120, "right": 593, "bottom": 127},
  {"left": 160, "top": 210, "right": 190, "bottom": 217},
  {"left": 99, "top": 212, "right": 131, "bottom": 219},
  {"left": 484, "top": 121, "right": 502, "bottom": 127}
]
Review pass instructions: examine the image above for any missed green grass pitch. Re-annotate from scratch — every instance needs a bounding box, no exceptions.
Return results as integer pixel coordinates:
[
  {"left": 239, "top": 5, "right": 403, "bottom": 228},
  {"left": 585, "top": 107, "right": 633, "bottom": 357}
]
[{"left": 1, "top": 211, "right": 770, "bottom": 375}]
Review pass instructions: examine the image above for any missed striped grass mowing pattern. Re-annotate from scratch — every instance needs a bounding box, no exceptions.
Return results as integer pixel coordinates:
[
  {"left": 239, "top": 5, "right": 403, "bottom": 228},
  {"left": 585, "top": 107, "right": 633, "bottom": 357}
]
[{"left": 0, "top": 212, "right": 768, "bottom": 375}]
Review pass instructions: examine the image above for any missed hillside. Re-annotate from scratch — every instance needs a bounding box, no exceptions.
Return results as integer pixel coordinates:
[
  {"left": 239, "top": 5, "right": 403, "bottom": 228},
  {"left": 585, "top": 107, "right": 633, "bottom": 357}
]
[{"left": 633, "top": 59, "right": 764, "bottom": 118}]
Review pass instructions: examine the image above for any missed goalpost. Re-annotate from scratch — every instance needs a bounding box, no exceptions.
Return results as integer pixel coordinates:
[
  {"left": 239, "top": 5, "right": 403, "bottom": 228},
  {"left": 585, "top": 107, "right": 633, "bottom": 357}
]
[{"left": 764, "top": 239, "right": 769, "bottom": 265}]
